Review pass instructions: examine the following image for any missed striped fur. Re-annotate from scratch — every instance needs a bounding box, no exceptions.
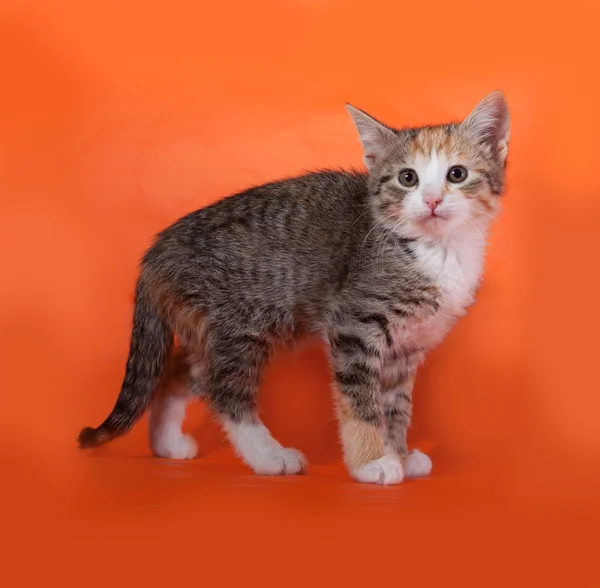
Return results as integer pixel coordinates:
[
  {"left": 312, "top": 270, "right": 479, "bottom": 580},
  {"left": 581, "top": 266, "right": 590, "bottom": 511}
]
[{"left": 78, "top": 92, "right": 510, "bottom": 485}]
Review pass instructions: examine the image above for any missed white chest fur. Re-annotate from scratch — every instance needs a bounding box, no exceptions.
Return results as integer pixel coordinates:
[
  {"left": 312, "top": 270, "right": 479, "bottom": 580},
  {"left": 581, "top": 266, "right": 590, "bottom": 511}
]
[{"left": 394, "top": 229, "right": 488, "bottom": 351}]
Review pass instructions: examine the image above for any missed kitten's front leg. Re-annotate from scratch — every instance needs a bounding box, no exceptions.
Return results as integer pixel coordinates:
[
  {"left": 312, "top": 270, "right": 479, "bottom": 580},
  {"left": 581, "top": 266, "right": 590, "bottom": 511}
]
[
  {"left": 328, "top": 330, "right": 404, "bottom": 485},
  {"left": 381, "top": 352, "right": 432, "bottom": 478}
]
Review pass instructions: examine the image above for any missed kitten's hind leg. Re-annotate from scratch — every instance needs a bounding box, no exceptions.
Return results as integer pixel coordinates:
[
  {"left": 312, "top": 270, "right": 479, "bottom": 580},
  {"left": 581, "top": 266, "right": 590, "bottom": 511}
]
[
  {"left": 149, "top": 353, "right": 198, "bottom": 460},
  {"left": 221, "top": 415, "right": 307, "bottom": 475},
  {"left": 206, "top": 332, "right": 307, "bottom": 475}
]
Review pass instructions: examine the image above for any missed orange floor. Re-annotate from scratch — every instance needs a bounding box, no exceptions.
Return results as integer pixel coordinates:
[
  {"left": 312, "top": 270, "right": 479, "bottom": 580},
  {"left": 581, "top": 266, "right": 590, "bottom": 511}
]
[{"left": 2, "top": 1, "right": 600, "bottom": 585}]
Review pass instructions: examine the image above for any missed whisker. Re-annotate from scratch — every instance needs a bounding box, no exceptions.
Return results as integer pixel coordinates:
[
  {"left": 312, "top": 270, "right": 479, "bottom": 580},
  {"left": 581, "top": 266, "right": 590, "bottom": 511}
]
[
  {"left": 373, "top": 216, "right": 411, "bottom": 271},
  {"left": 476, "top": 208, "right": 513, "bottom": 241},
  {"left": 359, "top": 212, "right": 398, "bottom": 266}
]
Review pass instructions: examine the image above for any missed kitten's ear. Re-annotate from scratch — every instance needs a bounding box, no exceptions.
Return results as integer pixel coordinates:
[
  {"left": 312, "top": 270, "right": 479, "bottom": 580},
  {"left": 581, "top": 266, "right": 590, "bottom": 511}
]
[
  {"left": 463, "top": 91, "right": 510, "bottom": 164},
  {"left": 346, "top": 104, "right": 396, "bottom": 170}
]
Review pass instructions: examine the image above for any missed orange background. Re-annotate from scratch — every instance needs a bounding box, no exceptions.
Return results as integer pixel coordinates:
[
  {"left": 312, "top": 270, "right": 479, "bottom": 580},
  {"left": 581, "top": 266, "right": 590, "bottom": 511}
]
[{"left": 1, "top": 0, "right": 599, "bottom": 585}]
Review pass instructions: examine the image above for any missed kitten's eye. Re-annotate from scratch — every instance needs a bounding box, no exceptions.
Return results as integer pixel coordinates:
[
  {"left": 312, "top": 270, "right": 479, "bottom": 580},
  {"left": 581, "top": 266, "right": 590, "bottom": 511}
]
[
  {"left": 399, "top": 169, "right": 418, "bottom": 187},
  {"left": 447, "top": 166, "right": 468, "bottom": 183}
]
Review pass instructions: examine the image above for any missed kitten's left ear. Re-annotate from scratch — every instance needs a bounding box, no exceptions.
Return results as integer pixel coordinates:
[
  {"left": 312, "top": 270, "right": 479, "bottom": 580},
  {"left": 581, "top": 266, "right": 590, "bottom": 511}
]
[
  {"left": 346, "top": 104, "right": 396, "bottom": 170},
  {"left": 463, "top": 91, "right": 510, "bottom": 164}
]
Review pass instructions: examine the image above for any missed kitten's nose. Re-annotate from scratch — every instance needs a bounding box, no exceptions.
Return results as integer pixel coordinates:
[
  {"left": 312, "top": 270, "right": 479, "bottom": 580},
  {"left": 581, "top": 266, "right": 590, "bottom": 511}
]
[{"left": 423, "top": 193, "right": 443, "bottom": 212}]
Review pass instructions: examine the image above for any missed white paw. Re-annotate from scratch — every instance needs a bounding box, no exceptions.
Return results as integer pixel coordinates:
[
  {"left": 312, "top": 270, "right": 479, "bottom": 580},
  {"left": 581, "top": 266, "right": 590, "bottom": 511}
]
[
  {"left": 152, "top": 433, "right": 198, "bottom": 460},
  {"left": 353, "top": 455, "right": 404, "bottom": 485},
  {"left": 404, "top": 449, "right": 432, "bottom": 477},
  {"left": 252, "top": 447, "right": 307, "bottom": 476}
]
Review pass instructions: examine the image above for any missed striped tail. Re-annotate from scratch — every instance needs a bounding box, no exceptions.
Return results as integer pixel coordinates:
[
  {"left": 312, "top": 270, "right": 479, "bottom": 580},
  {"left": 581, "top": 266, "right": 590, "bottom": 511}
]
[{"left": 78, "top": 279, "right": 172, "bottom": 448}]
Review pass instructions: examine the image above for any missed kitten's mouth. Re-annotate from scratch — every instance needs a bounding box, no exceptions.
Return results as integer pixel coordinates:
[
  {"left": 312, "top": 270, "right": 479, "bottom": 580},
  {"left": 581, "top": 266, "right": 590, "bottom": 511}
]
[
  {"left": 415, "top": 211, "right": 454, "bottom": 233},
  {"left": 420, "top": 211, "right": 448, "bottom": 223}
]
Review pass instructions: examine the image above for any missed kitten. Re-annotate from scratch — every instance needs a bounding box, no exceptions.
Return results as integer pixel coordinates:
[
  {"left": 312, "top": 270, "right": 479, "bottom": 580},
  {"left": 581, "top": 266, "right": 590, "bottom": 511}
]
[{"left": 79, "top": 91, "right": 510, "bottom": 485}]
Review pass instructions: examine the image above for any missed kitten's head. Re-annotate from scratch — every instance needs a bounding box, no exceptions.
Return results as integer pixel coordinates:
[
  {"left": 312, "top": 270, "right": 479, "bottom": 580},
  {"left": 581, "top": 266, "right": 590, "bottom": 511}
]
[{"left": 347, "top": 92, "right": 510, "bottom": 239}]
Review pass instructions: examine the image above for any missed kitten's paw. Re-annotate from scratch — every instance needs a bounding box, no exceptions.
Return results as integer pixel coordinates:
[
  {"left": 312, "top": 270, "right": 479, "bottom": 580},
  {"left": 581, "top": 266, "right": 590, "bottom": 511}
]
[
  {"left": 152, "top": 433, "right": 198, "bottom": 460},
  {"left": 252, "top": 447, "right": 307, "bottom": 476},
  {"left": 352, "top": 455, "right": 404, "bottom": 485},
  {"left": 404, "top": 449, "right": 432, "bottom": 477}
]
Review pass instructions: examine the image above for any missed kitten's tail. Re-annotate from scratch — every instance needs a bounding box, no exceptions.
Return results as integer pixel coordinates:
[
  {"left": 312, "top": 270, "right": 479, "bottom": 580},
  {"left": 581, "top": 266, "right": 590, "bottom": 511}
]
[{"left": 78, "top": 278, "right": 172, "bottom": 449}]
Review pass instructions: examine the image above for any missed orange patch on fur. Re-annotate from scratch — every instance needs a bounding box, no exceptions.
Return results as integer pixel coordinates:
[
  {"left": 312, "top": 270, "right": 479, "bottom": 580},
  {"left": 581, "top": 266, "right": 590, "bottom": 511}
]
[
  {"left": 335, "top": 394, "right": 385, "bottom": 470},
  {"left": 381, "top": 369, "right": 414, "bottom": 393},
  {"left": 411, "top": 126, "right": 453, "bottom": 157}
]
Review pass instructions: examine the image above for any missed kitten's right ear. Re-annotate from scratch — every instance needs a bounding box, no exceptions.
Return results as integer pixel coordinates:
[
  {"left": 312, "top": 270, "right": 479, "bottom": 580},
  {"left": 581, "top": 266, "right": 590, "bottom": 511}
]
[
  {"left": 463, "top": 91, "right": 511, "bottom": 164},
  {"left": 346, "top": 104, "right": 396, "bottom": 170}
]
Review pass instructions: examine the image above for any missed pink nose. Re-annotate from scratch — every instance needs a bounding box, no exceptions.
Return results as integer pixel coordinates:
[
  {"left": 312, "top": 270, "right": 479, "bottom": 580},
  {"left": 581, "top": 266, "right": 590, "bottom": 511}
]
[{"left": 423, "top": 194, "right": 442, "bottom": 212}]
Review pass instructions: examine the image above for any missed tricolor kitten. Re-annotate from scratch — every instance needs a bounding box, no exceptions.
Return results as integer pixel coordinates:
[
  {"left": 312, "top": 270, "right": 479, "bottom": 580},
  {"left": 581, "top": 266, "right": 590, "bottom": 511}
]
[{"left": 79, "top": 91, "right": 510, "bottom": 485}]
